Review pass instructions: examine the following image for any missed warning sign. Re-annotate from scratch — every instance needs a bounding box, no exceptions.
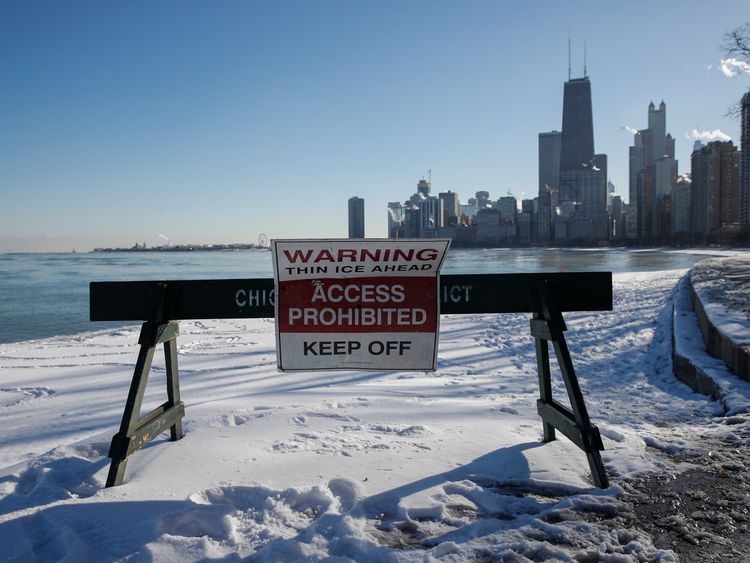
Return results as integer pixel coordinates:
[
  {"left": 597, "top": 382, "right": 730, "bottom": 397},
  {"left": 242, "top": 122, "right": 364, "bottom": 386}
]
[{"left": 272, "top": 239, "right": 450, "bottom": 371}]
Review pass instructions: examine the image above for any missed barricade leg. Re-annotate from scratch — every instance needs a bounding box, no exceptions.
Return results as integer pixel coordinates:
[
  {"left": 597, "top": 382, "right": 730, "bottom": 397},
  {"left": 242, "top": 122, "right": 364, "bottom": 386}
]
[
  {"left": 105, "top": 320, "right": 184, "bottom": 487},
  {"left": 164, "top": 338, "right": 183, "bottom": 441},
  {"left": 533, "top": 316, "right": 556, "bottom": 443},
  {"left": 530, "top": 281, "right": 609, "bottom": 489}
]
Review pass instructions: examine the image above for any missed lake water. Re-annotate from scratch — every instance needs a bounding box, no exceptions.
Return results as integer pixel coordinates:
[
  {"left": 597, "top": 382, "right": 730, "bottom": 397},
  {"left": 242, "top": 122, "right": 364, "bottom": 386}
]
[{"left": 0, "top": 248, "right": 712, "bottom": 344}]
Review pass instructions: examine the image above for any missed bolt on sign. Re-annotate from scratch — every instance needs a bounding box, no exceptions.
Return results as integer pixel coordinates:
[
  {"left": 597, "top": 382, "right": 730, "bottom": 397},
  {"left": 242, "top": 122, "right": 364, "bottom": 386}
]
[{"left": 272, "top": 239, "right": 451, "bottom": 371}]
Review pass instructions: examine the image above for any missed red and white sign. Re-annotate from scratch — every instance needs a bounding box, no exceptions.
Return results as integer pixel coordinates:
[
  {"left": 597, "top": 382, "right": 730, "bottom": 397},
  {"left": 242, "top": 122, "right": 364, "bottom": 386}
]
[{"left": 272, "top": 239, "right": 450, "bottom": 371}]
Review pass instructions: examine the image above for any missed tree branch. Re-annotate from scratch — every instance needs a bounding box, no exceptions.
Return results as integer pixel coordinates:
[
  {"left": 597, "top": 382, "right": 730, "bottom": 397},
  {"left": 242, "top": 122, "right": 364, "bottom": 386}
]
[{"left": 723, "top": 22, "right": 750, "bottom": 61}]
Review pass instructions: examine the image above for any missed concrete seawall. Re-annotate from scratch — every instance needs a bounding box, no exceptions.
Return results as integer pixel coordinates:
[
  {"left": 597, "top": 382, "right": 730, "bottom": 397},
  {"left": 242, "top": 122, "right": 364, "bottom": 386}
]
[
  {"left": 689, "top": 258, "right": 749, "bottom": 382},
  {"left": 672, "top": 256, "right": 750, "bottom": 414}
]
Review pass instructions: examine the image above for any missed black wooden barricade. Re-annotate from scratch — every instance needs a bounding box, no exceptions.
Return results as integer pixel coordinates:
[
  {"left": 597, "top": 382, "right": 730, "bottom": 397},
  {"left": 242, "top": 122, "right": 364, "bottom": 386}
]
[{"left": 91, "top": 272, "right": 612, "bottom": 488}]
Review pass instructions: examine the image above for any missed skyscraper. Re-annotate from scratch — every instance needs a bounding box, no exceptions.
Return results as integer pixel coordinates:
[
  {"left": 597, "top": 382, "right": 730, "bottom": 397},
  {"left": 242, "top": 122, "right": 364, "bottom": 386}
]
[
  {"left": 648, "top": 101, "right": 666, "bottom": 161},
  {"left": 348, "top": 197, "right": 365, "bottom": 238},
  {"left": 419, "top": 196, "right": 442, "bottom": 237},
  {"left": 560, "top": 78, "right": 595, "bottom": 179},
  {"left": 610, "top": 194, "right": 624, "bottom": 240},
  {"left": 628, "top": 132, "right": 647, "bottom": 240},
  {"left": 438, "top": 191, "right": 459, "bottom": 226},
  {"left": 690, "top": 141, "right": 741, "bottom": 243},
  {"left": 650, "top": 102, "right": 677, "bottom": 241},
  {"left": 671, "top": 175, "right": 692, "bottom": 239},
  {"left": 539, "top": 131, "right": 562, "bottom": 193},
  {"left": 741, "top": 90, "right": 750, "bottom": 237},
  {"left": 538, "top": 131, "right": 561, "bottom": 241},
  {"left": 628, "top": 101, "right": 677, "bottom": 242},
  {"left": 387, "top": 202, "right": 404, "bottom": 238},
  {"left": 475, "top": 191, "right": 490, "bottom": 210},
  {"left": 557, "top": 71, "right": 607, "bottom": 242}
]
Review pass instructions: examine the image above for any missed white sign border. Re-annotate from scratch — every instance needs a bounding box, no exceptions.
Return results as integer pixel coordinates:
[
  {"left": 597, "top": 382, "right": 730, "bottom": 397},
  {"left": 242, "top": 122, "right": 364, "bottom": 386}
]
[{"left": 271, "top": 238, "right": 450, "bottom": 372}]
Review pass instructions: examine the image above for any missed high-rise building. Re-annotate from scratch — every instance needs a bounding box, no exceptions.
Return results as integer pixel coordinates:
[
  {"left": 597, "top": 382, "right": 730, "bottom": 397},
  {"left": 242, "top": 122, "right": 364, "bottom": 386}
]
[
  {"left": 418, "top": 196, "right": 442, "bottom": 237},
  {"left": 592, "top": 154, "right": 607, "bottom": 189},
  {"left": 460, "top": 203, "right": 477, "bottom": 225},
  {"left": 741, "top": 90, "right": 750, "bottom": 236},
  {"left": 610, "top": 194, "right": 624, "bottom": 240},
  {"left": 629, "top": 101, "right": 677, "bottom": 243},
  {"left": 624, "top": 202, "right": 639, "bottom": 240},
  {"left": 438, "top": 191, "right": 460, "bottom": 226},
  {"left": 403, "top": 207, "right": 420, "bottom": 238},
  {"left": 648, "top": 101, "right": 666, "bottom": 160},
  {"left": 557, "top": 72, "right": 608, "bottom": 242},
  {"left": 387, "top": 202, "right": 404, "bottom": 238},
  {"left": 671, "top": 175, "right": 692, "bottom": 238},
  {"left": 348, "top": 197, "right": 365, "bottom": 238},
  {"left": 538, "top": 131, "right": 561, "bottom": 241},
  {"left": 496, "top": 196, "right": 517, "bottom": 218},
  {"left": 560, "top": 167, "right": 608, "bottom": 241},
  {"left": 519, "top": 199, "right": 535, "bottom": 244},
  {"left": 476, "top": 208, "right": 500, "bottom": 245},
  {"left": 539, "top": 131, "right": 562, "bottom": 193},
  {"left": 689, "top": 141, "right": 704, "bottom": 237},
  {"left": 606, "top": 180, "right": 617, "bottom": 210},
  {"left": 628, "top": 132, "right": 646, "bottom": 240},
  {"left": 690, "top": 141, "right": 741, "bottom": 243},
  {"left": 417, "top": 179, "right": 431, "bottom": 197},
  {"left": 475, "top": 191, "right": 491, "bottom": 210},
  {"left": 496, "top": 195, "right": 518, "bottom": 243},
  {"left": 560, "top": 77, "right": 595, "bottom": 177}
]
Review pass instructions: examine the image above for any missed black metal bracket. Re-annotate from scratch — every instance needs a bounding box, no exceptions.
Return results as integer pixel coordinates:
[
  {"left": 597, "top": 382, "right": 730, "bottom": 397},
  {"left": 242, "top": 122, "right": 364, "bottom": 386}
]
[
  {"left": 530, "top": 280, "right": 609, "bottom": 488},
  {"left": 105, "top": 284, "right": 185, "bottom": 487}
]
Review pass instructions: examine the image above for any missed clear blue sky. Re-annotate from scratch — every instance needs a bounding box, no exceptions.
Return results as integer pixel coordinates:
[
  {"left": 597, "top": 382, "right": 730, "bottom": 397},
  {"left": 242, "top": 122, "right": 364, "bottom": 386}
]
[{"left": 2, "top": 0, "right": 748, "bottom": 252}]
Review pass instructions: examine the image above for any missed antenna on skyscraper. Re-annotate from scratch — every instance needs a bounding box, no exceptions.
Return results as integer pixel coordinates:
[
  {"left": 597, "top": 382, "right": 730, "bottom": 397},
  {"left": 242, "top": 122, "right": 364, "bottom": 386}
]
[
  {"left": 568, "top": 34, "right": 571, "bottom": 81},
  {"left": 428, "top": 169, "right": 432, "bottom": 183},
  {"left": 584, "top": 41, "right": 587, "bottom": 77}
]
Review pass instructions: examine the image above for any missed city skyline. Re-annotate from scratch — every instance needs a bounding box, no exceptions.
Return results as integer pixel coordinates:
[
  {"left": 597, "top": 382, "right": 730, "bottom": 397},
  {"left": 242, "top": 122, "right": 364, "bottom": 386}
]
[{"left": 2, "top": 1, "right": 749, "bottom": 252}]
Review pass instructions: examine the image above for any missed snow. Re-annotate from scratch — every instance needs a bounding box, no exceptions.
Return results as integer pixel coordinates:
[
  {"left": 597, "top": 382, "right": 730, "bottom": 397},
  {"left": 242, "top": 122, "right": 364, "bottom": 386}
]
[
  {"left": 0, "top": 268, "right": 748, "bottom": 561},
  {"left": 690, "top": 257, "right": 750, "bottom": 345}
]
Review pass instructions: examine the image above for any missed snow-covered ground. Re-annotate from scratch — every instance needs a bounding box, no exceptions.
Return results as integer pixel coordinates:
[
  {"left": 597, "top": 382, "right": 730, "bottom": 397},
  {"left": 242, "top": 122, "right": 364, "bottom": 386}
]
[{"left": 1, "top": 268, "right": 749, "bottom": 561}]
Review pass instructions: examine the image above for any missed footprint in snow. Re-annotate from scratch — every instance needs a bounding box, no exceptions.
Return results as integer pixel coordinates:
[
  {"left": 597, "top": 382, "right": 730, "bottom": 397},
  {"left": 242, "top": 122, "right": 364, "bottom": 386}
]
[{"left": 0, "top": 387, "right": 57, "bottom": 407}]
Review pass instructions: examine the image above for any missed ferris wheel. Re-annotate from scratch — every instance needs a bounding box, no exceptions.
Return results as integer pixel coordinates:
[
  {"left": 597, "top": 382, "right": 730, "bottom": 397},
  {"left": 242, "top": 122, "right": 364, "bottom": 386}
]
[{"left": 257, "top": 233, "right": 269, "bottom": 248}]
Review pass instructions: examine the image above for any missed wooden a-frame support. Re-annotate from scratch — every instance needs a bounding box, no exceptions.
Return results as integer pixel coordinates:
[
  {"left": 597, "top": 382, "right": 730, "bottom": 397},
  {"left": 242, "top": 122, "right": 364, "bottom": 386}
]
[
  {"left": 530, "top": 280, "right": 609, "bottom": 488},
  {"left": 105, "top": 284, "right": 185, "bottom": 487}
]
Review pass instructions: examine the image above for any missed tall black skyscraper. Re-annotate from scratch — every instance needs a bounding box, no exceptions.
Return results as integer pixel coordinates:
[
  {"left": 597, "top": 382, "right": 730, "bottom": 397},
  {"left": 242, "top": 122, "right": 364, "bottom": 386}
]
[
  {"left": 348, "top": 197, "right": 365, "bottom": 238},
  {"left": 560, "top": 77, "right": 595, "bottom": 178},
  {"left": 556, "top": 70, "right": 607, "bottom": 242}
]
